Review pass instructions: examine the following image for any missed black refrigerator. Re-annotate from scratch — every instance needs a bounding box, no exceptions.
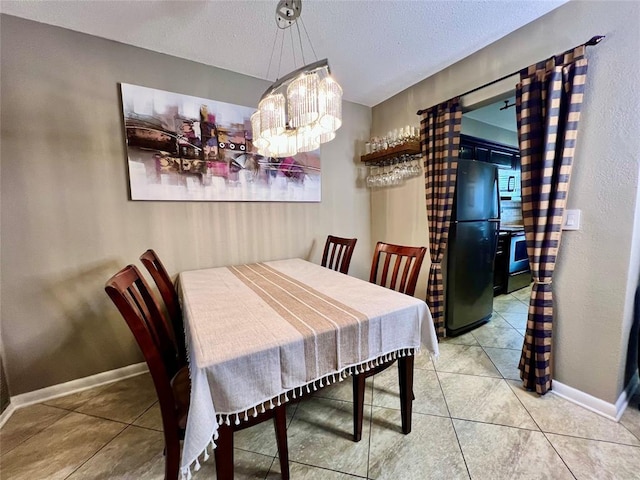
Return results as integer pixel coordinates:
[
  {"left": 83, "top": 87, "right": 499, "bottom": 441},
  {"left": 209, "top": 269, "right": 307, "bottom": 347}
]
[{"left": 446, "top": 160, "right": 500, "bottom": 336}]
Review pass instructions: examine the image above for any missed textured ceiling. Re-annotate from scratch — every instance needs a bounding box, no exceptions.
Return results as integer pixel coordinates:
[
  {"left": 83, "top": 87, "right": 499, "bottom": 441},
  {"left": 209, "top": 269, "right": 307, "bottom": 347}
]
[{"left": 0, "top": 0, "right": 568, "bottom": 107}]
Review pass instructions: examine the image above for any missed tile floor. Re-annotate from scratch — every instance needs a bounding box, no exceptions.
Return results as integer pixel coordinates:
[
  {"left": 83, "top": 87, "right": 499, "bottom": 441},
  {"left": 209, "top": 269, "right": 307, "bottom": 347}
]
[{"left": 2, "top": 287, "right": 640, "bottom": 479}]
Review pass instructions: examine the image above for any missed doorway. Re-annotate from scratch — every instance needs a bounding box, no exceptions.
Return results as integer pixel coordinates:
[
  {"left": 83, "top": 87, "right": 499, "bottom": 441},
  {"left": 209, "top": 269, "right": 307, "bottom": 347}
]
[{"left": 439, "top": 96, "right": 529, "bottom": 380}]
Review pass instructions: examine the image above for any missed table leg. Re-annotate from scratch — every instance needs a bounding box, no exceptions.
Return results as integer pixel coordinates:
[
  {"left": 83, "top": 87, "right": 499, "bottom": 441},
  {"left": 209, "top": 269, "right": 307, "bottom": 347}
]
[
  {"left": 273, "top": 407, "right": 290, "bottom": 480},
  {"left": 352, "top": 373, "right": 366, "bottom": 442},
  {"left": 214, "top": 424, "right": 234, "bottom": 480},
  {"left": 398, "top": 354, "right": 414, "bottom": 435}
]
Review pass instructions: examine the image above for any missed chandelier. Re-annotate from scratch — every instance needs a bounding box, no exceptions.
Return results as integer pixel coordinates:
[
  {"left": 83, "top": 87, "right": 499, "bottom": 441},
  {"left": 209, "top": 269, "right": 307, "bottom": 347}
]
[{"left": 251, "top": 0, "right": 342, "bottom": 158}]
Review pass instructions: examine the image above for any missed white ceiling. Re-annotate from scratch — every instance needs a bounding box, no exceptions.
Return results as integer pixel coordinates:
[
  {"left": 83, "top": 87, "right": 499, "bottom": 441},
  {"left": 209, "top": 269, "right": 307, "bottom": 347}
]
[{"left": 0, "top": 0, "right": 568, "bottom": 107}]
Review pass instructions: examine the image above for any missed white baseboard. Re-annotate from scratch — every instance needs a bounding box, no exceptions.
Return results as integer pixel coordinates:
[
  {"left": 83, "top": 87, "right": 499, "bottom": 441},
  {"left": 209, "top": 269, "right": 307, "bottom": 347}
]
[
  {"left": 614, "top": 375, "right": 639, "bottom": 420},
  {"left": 0, "top": 402, "right": 17, "bottom": 429},
  {"left": 0, "top": 362, "right": 148, "bottom": 427},
  {"left": 553, "top": 374, "right": 639, "bottom": 422}
]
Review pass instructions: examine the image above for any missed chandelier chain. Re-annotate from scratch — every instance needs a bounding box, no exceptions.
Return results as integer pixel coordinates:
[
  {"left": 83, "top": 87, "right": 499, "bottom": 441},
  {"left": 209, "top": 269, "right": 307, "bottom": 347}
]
[
  {"left": 289, "top": 26, "right": 297, "bottom": 69},
  {"left": 295, "top": 19, "right": 306, "bottom": 66},
  {"left": 299, "top": 17, "right": 318, "bottom": 62},
  {"left": 266, "top": 28, "right": 279, "bottom": 81},
  {"left": 277, "top": 29, "right": 285, "bottom": 80}
]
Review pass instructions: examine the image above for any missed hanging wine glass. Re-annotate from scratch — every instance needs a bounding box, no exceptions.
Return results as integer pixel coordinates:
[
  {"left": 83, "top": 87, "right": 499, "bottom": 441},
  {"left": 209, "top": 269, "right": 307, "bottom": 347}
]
[
  {"left": 412, "top": 154, "right": 422, "bottom": 177},
  {"left": 392, "top": 160, "right": 403, "bottom": 186},
  {"left": 366, "top": 165, "right": 375, "bottom": 188}
]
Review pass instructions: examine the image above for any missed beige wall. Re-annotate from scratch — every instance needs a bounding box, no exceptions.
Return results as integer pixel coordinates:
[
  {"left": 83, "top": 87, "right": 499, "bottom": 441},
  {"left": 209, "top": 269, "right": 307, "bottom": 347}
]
[
  {"left": 372, "top": 0, "right": 640, "bottom": 403},
  {"left": 0, "top": 16, "right": 372, "bottom": 395}
]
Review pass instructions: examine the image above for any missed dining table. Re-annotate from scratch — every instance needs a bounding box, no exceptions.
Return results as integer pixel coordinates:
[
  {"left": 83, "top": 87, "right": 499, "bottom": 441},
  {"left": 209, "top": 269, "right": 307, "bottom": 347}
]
[{"left": 177, "top": 258, "right": 439, "bottom": 479}]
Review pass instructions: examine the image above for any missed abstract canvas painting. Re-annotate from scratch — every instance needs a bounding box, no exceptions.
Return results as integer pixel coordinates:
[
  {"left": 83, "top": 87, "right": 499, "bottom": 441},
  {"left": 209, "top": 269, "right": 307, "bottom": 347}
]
[{"left": 120, "top": 83, "right": 321, "bottom": 202}]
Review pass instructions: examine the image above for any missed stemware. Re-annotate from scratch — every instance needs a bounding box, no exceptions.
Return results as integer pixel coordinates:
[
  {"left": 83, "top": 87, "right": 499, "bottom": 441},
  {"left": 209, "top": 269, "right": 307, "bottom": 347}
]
[
  {"left": 411, "top": 155, "right": 422, "bottom": 177},
  {"left": 366, "top": 165, "right": 378, "bottom": 188}
]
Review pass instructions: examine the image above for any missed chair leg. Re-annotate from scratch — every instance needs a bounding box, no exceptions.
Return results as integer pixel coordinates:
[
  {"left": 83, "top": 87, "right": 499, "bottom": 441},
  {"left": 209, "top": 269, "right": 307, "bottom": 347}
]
[
  {"left": 214, "top": 424, "right": 234, "bottom": 480},
  {"left": 165, "top": 435, "right": 181, "bottom": 480},
  {"left": 352, "top": 373, "right": 366, "bottom": 442},
  {"left": 273, "top": 406, "right": 290, "bottom": 480},
  {"left": 398, "top": 355, "right": 415, "bottom": 435}
]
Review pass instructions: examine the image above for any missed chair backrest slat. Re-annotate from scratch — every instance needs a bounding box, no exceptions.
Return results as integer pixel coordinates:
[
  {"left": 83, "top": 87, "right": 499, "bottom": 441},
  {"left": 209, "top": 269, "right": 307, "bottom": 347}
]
[
  {"left": 381, "top": 253, "right": 392, "bottom": 288},
  {"left": 369, "top": 242, "right": 427, "bottom": 296},
  {"left": 398, "top": 256, "right": 414, "bottom": 293},
  {"left": 140, "top": 249, "right": 186, "bottom": 364},
  {"left": 321, "top": 235, "right": 358, "bottom": 275}
]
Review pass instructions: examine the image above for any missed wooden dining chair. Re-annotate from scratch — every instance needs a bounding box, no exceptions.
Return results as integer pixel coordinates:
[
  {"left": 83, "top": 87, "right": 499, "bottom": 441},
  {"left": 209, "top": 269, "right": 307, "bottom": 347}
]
[
  {"left": 140, "top": 249, "right": 187, "bottom": 365},
  {"left": 321, "top": 235, "right": 357, "bottom": 274},
  {"left": 352, "top": 241, "right": 427, "bottom": 441},
  {"left": 105, "top": 265, "right": 187, "bottom": 480},
  {"left": 105, "top": 265, "right": 290, "bottom": 480}
]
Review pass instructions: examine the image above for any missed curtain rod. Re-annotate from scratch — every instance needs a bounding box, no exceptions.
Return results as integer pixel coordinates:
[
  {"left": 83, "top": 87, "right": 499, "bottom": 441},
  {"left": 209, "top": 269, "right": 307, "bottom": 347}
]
[{"left": 416, "top": 35, "right": 604, "bottom": 115}]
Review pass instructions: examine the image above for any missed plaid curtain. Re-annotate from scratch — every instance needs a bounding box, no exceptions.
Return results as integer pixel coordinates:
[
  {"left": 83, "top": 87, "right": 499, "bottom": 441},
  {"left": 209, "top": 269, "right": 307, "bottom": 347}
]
[
  {"left": 420, "top": 98, "right": 461, "bottom": 338},
  {"left": 516, "top": 46, "right": 588, "bottom": 394}
]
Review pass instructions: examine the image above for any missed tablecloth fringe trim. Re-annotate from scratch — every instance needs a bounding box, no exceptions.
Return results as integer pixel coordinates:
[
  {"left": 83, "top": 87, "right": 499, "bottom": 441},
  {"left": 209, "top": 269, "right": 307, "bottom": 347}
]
[
  {"left": 213, "top": 347, "right": 419, "bottom": 427},
  {"left": 179, "top": 346, "right": 419, "bottom": 480}
]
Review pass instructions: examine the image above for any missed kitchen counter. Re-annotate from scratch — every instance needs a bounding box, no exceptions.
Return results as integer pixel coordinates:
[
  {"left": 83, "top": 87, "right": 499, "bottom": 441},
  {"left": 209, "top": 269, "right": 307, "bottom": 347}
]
[{"left": 500, "top": 224, "right": 524, "bottom": 232}]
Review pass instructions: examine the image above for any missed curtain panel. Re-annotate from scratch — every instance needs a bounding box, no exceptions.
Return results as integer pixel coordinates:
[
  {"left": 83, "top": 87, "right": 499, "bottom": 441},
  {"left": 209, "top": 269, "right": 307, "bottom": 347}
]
[
  {"left": 420, "top": 98, "right": 462, "bottom": 338},
  {"left": 516, "top": 46, "right": 588, "bottom": 394}
]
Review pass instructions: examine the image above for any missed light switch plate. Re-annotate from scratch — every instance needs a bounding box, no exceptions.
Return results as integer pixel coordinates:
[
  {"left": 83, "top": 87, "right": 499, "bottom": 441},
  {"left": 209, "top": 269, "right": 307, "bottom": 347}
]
[{"left": 563, "top": 209, "right": 581, "bottom": 230}]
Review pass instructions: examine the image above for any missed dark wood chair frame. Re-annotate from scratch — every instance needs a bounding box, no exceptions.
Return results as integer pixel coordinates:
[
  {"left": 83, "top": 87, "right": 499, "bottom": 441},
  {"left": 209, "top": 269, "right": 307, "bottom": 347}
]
[
  {"left": 352, "top": 242, "right": 427, "bottom": 442},
  {"left": 106, "top": 265, "right": 290, "bottom": 480},
  {"left": 140, "top": 249, "right": 187, "bottom": 365},
  {"left": 321, "top": 235, "right": 358, "bottom": 275}
]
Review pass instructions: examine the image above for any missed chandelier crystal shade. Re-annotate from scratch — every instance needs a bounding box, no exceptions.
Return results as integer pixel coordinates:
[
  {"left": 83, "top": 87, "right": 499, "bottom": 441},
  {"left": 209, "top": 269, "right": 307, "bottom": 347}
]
[
  {"left": 252, "top": 0, "right": 342, "bottom": 158},
  {"left": 258, "top": 93, "right": 286, "bottom": 138},
  {"left": 287, "top": 72, "right": 319, "bottom": 128}
]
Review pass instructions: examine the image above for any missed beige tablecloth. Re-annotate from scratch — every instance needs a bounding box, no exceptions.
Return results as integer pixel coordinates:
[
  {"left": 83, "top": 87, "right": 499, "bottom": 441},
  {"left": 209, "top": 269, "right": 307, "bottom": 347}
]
[{"left": 178, "top": 259, "right": 438, "bottom": 477}]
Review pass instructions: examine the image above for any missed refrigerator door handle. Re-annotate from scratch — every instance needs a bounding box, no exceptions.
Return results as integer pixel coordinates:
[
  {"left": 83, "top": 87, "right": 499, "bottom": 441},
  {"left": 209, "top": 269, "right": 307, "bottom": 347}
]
[{"left": 495, "top": 169, "right": 501, "bottom": 221}]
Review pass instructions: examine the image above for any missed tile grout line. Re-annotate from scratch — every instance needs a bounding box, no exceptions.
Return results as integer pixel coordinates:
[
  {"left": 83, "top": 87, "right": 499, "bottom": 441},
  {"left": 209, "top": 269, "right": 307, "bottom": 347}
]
[
  {"left": 52, "top": 409, "right": 140, "bottom": 429},
  {"left": 263, "top": 455, "right": 276, "bottom": 480},
  {"left": 538, "top": 431, "right": 578, "bottom": 479},
  {"left": 473, "top": 329, "right": 524, "bottom": 382},
  {"left": 277, "top": 458, "right": 368, "bottom": 479},
  {"left": 0, "top": 407, "right": 74, "bottom": 457},
  {"left": 62, "top": 423, "right": 130, "bottom": 479},
  {"left": 130, "top": 400, "right": 159, "bottom": 426},
  {"left": 432, "top": 361, "right": 472, "bottom": 479},
  {"left": 504, "top": 380, "right": 578, "bottom": 479},
  {"left": 536, "top": 429, "right": 640, "bottom": 449},
  {"left": 492, "top": 308, "right": 526, "bottom": 334},
  {"left": 431, "top": 369, "right": 502, "bottom": 380}
]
